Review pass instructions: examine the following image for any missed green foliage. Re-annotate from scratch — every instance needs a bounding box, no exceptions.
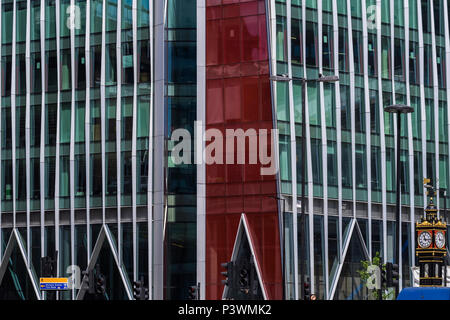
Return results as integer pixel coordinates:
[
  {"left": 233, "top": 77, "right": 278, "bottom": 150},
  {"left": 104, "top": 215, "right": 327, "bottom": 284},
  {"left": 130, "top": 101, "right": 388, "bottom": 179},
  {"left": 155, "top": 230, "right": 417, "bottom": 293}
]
[{"left": 357, "top": 252, "right": 394, "bottom": 300}]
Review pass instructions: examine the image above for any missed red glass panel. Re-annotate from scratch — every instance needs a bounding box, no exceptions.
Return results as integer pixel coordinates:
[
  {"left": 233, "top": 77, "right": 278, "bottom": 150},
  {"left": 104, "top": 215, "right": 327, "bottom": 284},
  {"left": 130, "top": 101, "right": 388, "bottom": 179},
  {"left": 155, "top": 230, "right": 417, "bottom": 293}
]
[
  {"left": 206, "top": 79, "right": 224, "bottom": 125},
  {"left": 222, "top": 18, "right": 241, "bottom": 64},
  {"left": 242, "top": 15, "right": 259, "bottom": 62}
]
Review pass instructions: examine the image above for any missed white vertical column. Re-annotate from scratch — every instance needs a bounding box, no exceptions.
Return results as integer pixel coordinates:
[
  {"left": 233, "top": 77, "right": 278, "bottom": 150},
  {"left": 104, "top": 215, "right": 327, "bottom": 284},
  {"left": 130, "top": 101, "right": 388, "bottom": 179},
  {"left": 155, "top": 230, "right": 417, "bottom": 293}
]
[
  {"left": 429, "top": 0, "right": 440, "bottom": 211},
  {"left": 196, "top": 0, "right": 206, "bottom": 300},
  {"left": 361, "top": 0, "right": 372, "bottom": 258},
  {"left": 301, "top": 0, "right": 315, "bottom": 295},
  {"left": 345, "top": 0, "right": 356, "bottom": 221},
  {"left": 39, "top": 0, "right": 45, "bottom": 262},
  {"left": 375, "top": 0, "right": 388, "bottom": 262},
  {"left": 11, "top": 0, "right": 17, "bottom": 229},
  {"left": 101, "top": 0, "right": 107, "bottom": 226},
  {"left": 331, "top": 0, "right": 343, "bottom": 261},
  {"left": 153, "top": 0, "right": 165, "bottom": 300},
  {"left": 69, "top": 0, "right": 76, "bottom": 300},
  {"left": 417, "top": 0, "right": 427, "bottom": 210},
  {"left": 54, "top": 0, "right": 61, "bottom": 281},
  {"left": 25, "top": 0, "right": 31, "bottom": 266},
  {"left": 0, "top": 0, "right": 3, "bottom": 259},
  {"left": 147, "top": 0, "right": 154, "bottom": 300},
  {"left": 116, "top": 0, "right": 123, "bottom": 266},
  {"left": 131, "top": 0, "right": 138, "bottom": 283},
  {"left": 85, "top": 0, "right": 92, "bottom": 262},
  {"left": 444, "top": 0, "right": 450, "bottom": 228},
  {"left": 286, "top": 0, "right": 299, "bottom": 301},
  {"left": 404, "top": 0, "right": 416, "bottom": 279},
  {"left": 317, "top": 0, "right": 328, "bottom": 300}
]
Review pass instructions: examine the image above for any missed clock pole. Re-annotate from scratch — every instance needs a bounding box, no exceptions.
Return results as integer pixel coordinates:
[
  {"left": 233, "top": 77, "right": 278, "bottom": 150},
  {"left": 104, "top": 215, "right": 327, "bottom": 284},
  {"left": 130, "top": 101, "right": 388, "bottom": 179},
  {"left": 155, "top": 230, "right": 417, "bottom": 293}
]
[{"left": 416, "top": 181, "right": 447, "bottom": 287}]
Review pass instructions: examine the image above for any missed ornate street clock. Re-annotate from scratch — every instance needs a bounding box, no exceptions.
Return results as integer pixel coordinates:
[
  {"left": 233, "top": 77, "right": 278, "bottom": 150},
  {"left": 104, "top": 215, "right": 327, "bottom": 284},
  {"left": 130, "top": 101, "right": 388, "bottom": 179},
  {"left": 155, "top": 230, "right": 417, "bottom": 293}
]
[{"left": 416, "top": 182, "right": 447, "bottom": 287}]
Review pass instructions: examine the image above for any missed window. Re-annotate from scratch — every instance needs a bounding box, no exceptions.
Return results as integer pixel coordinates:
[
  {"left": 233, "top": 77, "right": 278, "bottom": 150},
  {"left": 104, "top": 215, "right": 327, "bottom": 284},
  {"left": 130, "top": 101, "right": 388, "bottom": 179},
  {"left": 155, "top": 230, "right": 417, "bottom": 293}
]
[
  {"left": 122, "top": 42, "right": 133, "bottom": 84},
  {"left": 370, "top": 90, "right": 379, "bottom": 134},
  {"left": 45, "top": 0, "right": 56, "bottom": 39},
  {"left": 121, "top": 97, "right": 133, "bottom": 141},
  {"left": 16, "top": 54, "right": 26, "bottom": 95},
  {"left": 409, "top": 43, "right": 419, "bottom": 84},
  {"left": 311, "top": 139, "right": 322, "bottom": 185},
  {"left": 75, "top": 48, "right": 86, "bottom": 89},
  {"left": 106, "top": 0, "right": 118, "bottom": 31},
  {"left": 339, "top": 28, "right": 348, "bottom": 72},
  {"left": 75, "top": 102, "right": 85, "bottom": 143},
  {"left": 2, "top": 2, "right": 13, "bottom": 44},
  {"left": 46, "top": 50, "right": 58, "bottom": 92},
  {"left": 31, "top": 53, "right": 42, "bottom": 93},
  {"left": 340, "top": 85, "right": 350, "bottom": 131},
  {"left": 16, "top": 0, "right": 27, "bottom": 42},
  {"left": 106, "top": 44, "right": 117, "bottom": 85},
  {"left": 61, "top": 49, "right": 71, "bottom": 90},
  {"left": 342, "top": 143, "right": 352, "bottom": 189},
  {"left": 106, "top": 153, "right": 117, "bottom": 196},
  {"left": 122, "top": 0, "right": 133, "bottom": 29},
  {"left": 31, "top": 105, "right": 41, "bottom": 148},
  {"left": 60, "top": 103, "right": 71, "bottom": 144},
  {"left": 327, "top": 141, "right": 337, "bottom": 187},
  {"left": 371, "top": 147, "right": 381, "bottom": 191},
  {"left": 90, "top": 100, "right": 101, "bottom": 142},
  {"left": 91, "top": 45, "right": 101, "bottom": 87},
  {"left": 353, "top": 31, "right": 362, "bottom": 74},
  {"left": 305, "top": 22, "right": 317, "bottom": 67},
  {"left": 355, "top": 88, "right": 365, "bottom": 133},
  {"left": 368, "top": 33, "right": 377, "bottom": 77},
  {"left": 381, "top": 36, "right": 391, "bottom": 79},
  {"left": 138, "top": 40, "right": 151, "bottom": 83},
  {"left": 75, "top": 155, "right": 86, "bottom": 197},
  {"left": 355, "top": 145, "right": 367, "bottom": 189},
  {"left": 91, "top": 0, "right": 102, "bottom": 34},
  {"left": 323, "top": 25, "right": 333, "bottom": 70},
  {"left": 394, "top": 39, "right": 405, "bottom": 82},
  {"left": 106, "top": 99, "right": 116, "bottom": 142},
  {"left": 138, "top": 0, "right": 150, "bottom": 27},
  {"left": 291, "top": 19, "right": 302, "bottom": 65},
  {"left": 46, "top": 104, "right": 57, "bottom": 146}
]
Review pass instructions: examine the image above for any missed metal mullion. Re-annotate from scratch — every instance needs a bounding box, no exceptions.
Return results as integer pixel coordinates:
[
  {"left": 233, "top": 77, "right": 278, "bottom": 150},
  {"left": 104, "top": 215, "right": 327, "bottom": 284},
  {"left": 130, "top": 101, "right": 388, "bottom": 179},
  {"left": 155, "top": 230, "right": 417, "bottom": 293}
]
[
  {"left": 331, "top": 0, "right": 343, "bottom": 263},
  {"left": 195, "top": 0, "right": 205, "bottom": 300},
  {"left": 374, "top": 0, "right": 388, "bottom": 263},
  {"left": 101, "top": 0, "right": 107, "bottom": 226},
  {"left": 417, "top": 0, "right": 427, "bottom": 210},
  {"left": 147, "top": 0, "right": 154, "bottom": 300},
  {"left": 11, "top": 0, "right": 17, "bottom": 230},
  {"left": 0, "top": 0, "right": 3, "bottom": 260},
  {"left": 301, "top": 0, "right": 315, "bottom": 295},
  {"left": 132, "top": 0, "right": 138, "bottom": 283},
  {"left": 286, "top": 0, "right": 298, "bottom": 301},
  {"left": 317, "top": 0, "right": 328, "bottom": 300},
  {"left": 25, "top": 0, "right": 31, "bottom": 268},
  {"left": 345, "top": 0, "right": 356, "bottom": 221},
  {"left": 85, "top": 0, "right": 91, "bottom": 262},
  {"left": 69, "top": 0, "right": 76, "bottom": 300},
  {"left": 152, "top": 0, "right": 166, "bottom": 300},
  {"left": 117, "top": 0, "right": 123, "bottom": 266},
  {"left": 444, "top": 0, "right": 450, "bottom": 228},
  {"left": 54, "top": 0, "right": 61, "bottom": 286},
  {"left": 429, "top": 0, "right": 440, "bottom": 212},
  {"left": 39, "top": 0, "right": 45, "bottom": 262},
  {"left": 361, "top": 0, "right": 372, "bottom": 259},
  {"left": 404, "top": 0, "right": 415, "bottom": 280}
]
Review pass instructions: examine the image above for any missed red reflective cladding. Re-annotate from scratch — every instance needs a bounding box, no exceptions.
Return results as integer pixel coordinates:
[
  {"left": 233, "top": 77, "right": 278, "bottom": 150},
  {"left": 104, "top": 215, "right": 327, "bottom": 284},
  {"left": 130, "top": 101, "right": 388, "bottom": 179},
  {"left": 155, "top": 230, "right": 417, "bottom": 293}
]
[{"left": 205, "top": 0, "right": 282, "bottom": 300}]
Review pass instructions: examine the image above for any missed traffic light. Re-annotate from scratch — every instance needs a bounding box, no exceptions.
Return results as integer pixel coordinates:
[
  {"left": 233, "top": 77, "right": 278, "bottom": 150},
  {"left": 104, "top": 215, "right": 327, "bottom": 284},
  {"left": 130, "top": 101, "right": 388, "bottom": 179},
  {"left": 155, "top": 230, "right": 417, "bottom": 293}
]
[
  {"left": 386, "top": 262, "right": 399, "bottom": 288},
  {"left": 133, "top": 279, "right": 143, "bottom": 300},
  {"left": 221, "top": 262, "right": 234, "bottom": 287},
  {"left": 40, "top": 256, "right": 56, "bottom": 277},
  {"left": 94, "top": 265, "right": 106, "bottom": 295},
  {"left": 188, "top": 285, "right": 198, "bottom": 300},
  {"left": 82, "top": 269, "right": 95, "bottom": 294},
  {"left": 133, "top": 277, "right": 149, "bottom": 300},
  {"left": 303, "top": 281, "right": 311, "bottom": 300},
  {"left": 238, "top": 267, "right": 249, "bottom": 293}
]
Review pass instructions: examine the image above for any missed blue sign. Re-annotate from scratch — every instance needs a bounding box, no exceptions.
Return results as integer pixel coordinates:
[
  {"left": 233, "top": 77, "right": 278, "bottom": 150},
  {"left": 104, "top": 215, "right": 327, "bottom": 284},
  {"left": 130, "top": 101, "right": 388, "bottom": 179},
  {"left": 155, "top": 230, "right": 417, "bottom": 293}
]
[
  {"left": 397, "top": 287, "right": 450, "bottom": 300},
  {"left": 40, "top": 278, "right": 69, "bottom": 291}
]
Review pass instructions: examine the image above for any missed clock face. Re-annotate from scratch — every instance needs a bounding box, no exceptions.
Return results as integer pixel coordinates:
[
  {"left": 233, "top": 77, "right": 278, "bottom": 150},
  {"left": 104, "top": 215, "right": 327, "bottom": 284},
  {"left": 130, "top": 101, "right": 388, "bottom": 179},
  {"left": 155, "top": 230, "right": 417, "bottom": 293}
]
[
  {"left": 435, "top": 231, "right": 446, "bottom": 249},
  {"left": 418, "top": 231, "right": 432, "bottom": 248}
]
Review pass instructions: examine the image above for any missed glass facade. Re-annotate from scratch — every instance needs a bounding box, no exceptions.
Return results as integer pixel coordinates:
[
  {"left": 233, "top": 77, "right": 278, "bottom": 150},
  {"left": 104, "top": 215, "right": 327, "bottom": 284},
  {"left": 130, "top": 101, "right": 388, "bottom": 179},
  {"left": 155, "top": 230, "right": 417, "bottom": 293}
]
[
  {"left": 2, "top": 0, "right": 450, "bottom": 301},
  {"left": 274, "top": 0, "right": 450, "bottom": 300}
]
